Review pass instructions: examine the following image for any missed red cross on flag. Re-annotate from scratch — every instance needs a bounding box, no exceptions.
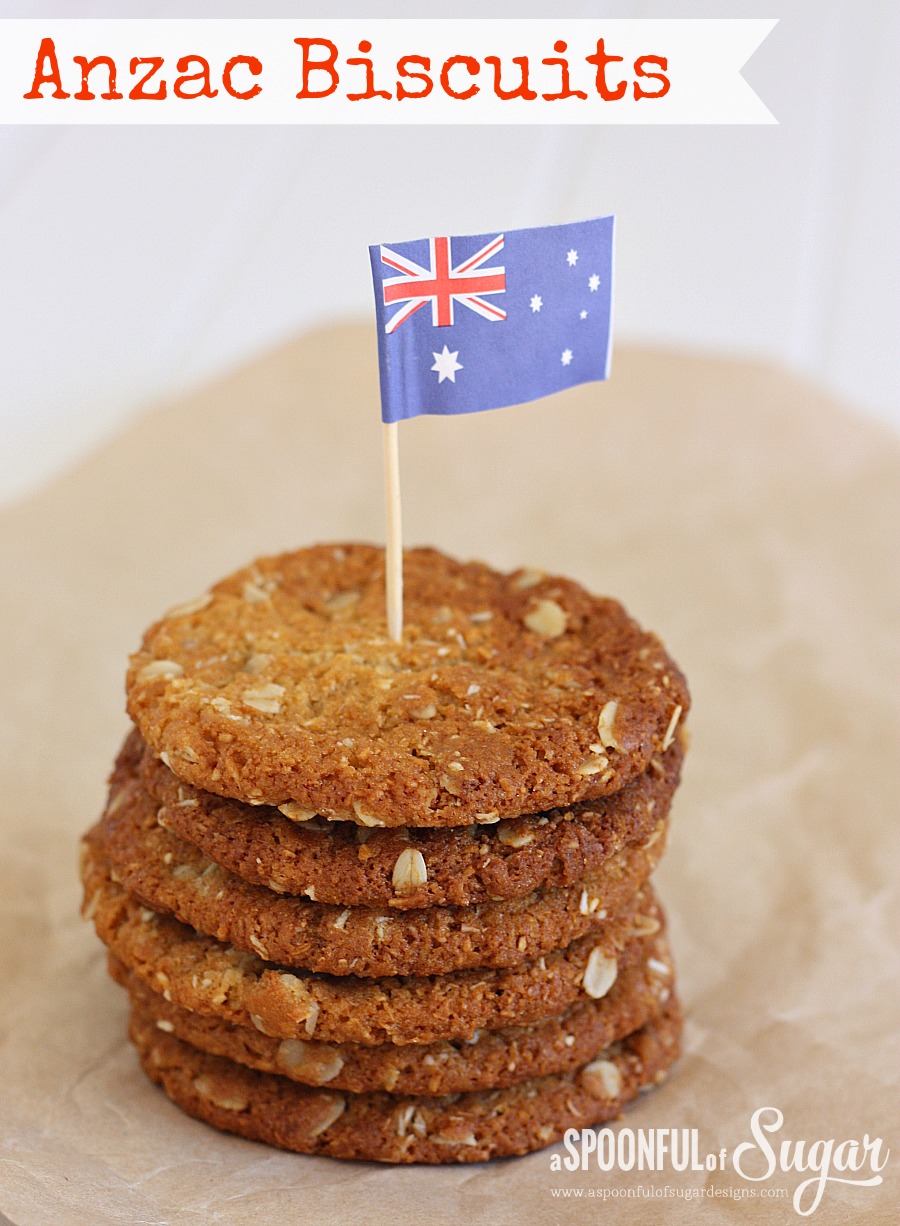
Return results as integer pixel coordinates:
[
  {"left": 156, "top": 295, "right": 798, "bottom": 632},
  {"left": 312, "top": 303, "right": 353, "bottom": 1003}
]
[{"left": 380, "top": 234, "right": 507, "bottom": 333}]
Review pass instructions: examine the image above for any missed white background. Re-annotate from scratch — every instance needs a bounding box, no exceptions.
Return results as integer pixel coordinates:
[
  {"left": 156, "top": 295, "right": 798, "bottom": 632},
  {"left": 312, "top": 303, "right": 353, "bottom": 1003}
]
[{"left": 1, "top": 0, "right": 898, "bottom": 505}]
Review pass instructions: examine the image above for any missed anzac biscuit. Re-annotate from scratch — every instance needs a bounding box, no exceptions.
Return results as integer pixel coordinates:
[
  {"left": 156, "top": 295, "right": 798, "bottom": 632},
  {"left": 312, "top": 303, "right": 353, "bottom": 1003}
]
[
  {"left": 133, "top": 730, "right": 682, "bottom": 908},
  {"left": 129, "top": 998, "right": 682, "bottom": 1163},
  {"left": 82, "top": 844, "right": 663, "bottom": 1045},
  {"left": 113, "top": 929, "right": 674, "bottom": 1095},
  {"left": 126, "top": 545, "right": 689, "bottom": 826},
  {"left": 90, "top": 773, "right": 667, "bottom": 978}
]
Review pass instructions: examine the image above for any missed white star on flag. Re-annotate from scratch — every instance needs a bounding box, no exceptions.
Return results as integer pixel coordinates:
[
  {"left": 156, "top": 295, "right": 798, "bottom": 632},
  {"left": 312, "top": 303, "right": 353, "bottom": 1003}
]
[
  {"left": 561, "top": 349, "right": 573, "bottom": 366},
  {"left": 588, "top": 274, "right": 600, "bottom": 292},
  {"left": 431, "top": 345, "right": 463, "bottom": 383},
  {"left": 580, "top": 310, "right": 588, "bottom": 319},
  {"left": 530, "top": 294, "right": 543, "bottom": 313},
  {"left": 566, "top": 249, "right": 578, "bottom": 267}
]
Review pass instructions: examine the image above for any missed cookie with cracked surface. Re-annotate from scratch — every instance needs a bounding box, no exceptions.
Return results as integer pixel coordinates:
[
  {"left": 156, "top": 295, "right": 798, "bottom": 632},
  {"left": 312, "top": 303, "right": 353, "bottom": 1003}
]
[
  {"left": 112, "top": 927, "right": 674, "bottom": 1095},
  {"left": 90, "top": 768, "right": 667, "bottom": 978},
  {"left": 126, "top": 544, "right": 689, "bottom": 826},
  {"left": 82, "top": 842, "right": 662, "bottom": 1045},
  {"left": 129, "top": 996, "right": 682, "bottom": 1163},
  {"left": 132, "top": 728, "right": 682, "bottom": 909}
]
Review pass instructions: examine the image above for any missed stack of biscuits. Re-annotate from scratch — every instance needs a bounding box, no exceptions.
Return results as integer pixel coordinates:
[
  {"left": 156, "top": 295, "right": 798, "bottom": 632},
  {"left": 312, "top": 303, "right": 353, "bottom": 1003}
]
[{"left": 81, "top": 545, "right": 689, "bottom": 1163}]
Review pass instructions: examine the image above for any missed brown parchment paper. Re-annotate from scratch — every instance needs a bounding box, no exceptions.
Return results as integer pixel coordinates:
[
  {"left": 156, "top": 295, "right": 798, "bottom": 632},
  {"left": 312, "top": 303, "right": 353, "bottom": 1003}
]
[{"left": 0, "top": 327, "right": 897, "bottom": 1226}]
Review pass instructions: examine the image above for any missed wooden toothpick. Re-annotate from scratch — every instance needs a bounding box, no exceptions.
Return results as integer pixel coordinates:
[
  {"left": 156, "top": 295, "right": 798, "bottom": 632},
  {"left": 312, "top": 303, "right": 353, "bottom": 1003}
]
[{"left": 383, "top": 421, "right": 403, "bottom": 642}]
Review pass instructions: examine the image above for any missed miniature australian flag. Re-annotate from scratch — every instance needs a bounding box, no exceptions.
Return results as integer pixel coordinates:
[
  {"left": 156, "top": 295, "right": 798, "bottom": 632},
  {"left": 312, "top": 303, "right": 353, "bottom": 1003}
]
[{"left": 369, "top": 216, "right": 614, "bottom": 424}]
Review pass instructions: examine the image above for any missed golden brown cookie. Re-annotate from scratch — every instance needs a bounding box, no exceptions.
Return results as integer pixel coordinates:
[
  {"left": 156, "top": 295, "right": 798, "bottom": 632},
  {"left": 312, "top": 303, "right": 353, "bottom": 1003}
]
[
  {"left": 112, "top": 927, "right": 674, "bottom": 1095},
  {"left": 129, "top": 997, "right": 682, "bottom": 1163},
  {"left": 90, "top": 769, "right": 667, "bottom": 978},
  {"left": 126, "top": 545, "right": 689, "bottom": 826},
  {"left": 132, "top": 729, "right": 682, "bottom": 908},
  {"left": 82, "top": 843, "right": 664, "bottom": 1045}
]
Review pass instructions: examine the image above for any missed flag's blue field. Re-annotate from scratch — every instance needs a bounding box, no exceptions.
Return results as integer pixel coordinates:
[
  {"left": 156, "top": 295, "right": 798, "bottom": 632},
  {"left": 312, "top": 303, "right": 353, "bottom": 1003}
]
[{"left": 369, "top": 215, "right": 614, "bottom": 424}]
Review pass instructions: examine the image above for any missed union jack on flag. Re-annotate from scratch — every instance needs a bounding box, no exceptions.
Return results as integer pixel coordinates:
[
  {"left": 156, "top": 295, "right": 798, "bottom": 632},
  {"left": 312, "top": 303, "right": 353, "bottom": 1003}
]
[
  {"left": 381, "top": 234, "right": 507, "bottom": 333},
  {"left": 369, "top": 216, "right": 614, "bottom": 424}
]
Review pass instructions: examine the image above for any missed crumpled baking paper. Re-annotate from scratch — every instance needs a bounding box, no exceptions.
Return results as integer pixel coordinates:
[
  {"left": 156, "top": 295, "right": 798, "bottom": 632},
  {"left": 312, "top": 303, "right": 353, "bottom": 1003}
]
[{"left": 0, "top": 325, "right": 897, "bottom": 1225}]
